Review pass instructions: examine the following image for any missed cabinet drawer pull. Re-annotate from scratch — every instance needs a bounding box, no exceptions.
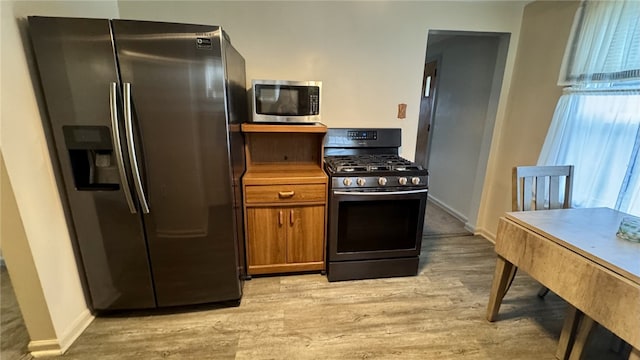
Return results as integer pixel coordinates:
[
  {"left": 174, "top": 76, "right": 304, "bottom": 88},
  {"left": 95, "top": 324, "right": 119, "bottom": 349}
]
[{"left": 278, "top": 191, "right": 295, "bottom": 198}]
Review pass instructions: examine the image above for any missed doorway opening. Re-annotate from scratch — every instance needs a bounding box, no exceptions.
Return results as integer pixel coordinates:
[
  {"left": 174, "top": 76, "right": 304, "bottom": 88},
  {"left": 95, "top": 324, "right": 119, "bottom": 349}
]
[{"left": 416, "top": 30, "right": 510, "bottom": 232}]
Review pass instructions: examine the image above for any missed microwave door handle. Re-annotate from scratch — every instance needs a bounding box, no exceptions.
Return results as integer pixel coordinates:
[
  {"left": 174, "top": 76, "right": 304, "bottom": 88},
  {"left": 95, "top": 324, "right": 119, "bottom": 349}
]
[
  {"left": 110, "top": 82, "right": 136, "bottom": 214},
  {"left": 123, "top": 83, "right": 150, "bottom": 214}
]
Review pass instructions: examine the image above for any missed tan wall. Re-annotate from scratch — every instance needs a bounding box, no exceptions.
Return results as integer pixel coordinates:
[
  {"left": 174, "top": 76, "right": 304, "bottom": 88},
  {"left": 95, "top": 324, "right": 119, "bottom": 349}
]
[
  {"left": 1, "top": 153, "right": 58, "bottom": 349},
  {"left": 476, "top": 0, "right": 580, "bottom": 239}
]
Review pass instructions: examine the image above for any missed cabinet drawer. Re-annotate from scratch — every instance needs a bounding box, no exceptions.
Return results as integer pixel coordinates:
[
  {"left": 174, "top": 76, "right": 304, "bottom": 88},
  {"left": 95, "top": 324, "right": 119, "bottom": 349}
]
[{"left": 245, "top": 184, "right": 326, "bottom": 204}]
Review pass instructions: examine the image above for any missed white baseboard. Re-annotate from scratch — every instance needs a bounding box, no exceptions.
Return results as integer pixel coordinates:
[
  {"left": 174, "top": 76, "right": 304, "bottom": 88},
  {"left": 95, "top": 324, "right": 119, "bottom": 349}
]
[
  {"left": 59, "top": 308, "right": 94, "bottom": 353},
  {"left": 427, "top": 194, "right": 468, "bottom": 224},
  {"left": 427, "top": 195, "right": 478, "bottom": 233},
  {"left": 28, "top": 339, "right": 62, "bottom": 357},
  {"left": 28, "top": 309, "right": 94, "bottom": 357},
  {"left": 464, "top": 222, "right": 476, "bottom": 234},
  {"left": 473, "top": 227, "right": 496, "bottom": 244}
]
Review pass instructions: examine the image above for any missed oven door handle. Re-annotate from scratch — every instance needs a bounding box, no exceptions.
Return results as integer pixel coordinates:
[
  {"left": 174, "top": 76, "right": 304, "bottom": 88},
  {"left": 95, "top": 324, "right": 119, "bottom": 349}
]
[{"left": 333, "top": 189, "right": 429, "bottom": 196}]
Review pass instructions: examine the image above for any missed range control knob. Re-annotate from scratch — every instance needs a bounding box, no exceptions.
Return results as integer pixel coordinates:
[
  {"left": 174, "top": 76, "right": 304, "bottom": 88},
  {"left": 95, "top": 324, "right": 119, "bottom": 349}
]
[
  {"left": 398, "top": 177, "right": 408, "bottom": 185},
  {"left": 411, "top": 177, "right": 421, "bottom": 185},
  {"left": 343, "top": 178, "right": 353, "bottom": 186},
  {"left": 356, "top": 178, "right": 366, "bottom": 186},
  {"left": 378, "top": 177, "right": 388, "bottom": 186}
]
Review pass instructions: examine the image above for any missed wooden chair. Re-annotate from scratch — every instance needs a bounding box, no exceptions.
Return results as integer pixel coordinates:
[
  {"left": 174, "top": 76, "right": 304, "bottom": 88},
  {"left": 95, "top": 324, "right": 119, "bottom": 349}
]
[
  {"left": 504, "top": 165, "right": 574, "bottom": 299},
  {"left": 512, "top": 165, "right": 574, "bottom": 213}
]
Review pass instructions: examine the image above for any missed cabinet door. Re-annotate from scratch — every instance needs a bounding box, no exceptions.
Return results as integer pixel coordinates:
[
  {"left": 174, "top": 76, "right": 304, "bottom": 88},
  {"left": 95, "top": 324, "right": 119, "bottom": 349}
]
[
  {"left": 246, "top": 207, "right": 286, "bottom": 266},
  {"left": 287, "top": 205, "right": 325, "bottom": 263}
]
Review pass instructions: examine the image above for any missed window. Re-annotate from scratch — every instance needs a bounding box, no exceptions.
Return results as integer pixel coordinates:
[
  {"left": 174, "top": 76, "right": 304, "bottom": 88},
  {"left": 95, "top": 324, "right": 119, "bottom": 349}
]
[{"left": 538, "top": 0, "right": 640, "bottom": 215}]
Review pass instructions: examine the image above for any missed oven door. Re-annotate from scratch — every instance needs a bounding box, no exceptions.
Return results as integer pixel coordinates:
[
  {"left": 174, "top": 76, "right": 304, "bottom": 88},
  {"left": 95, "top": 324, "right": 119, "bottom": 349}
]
[{"left": 328, "top": 188, "right": 428, "bottom": 262}]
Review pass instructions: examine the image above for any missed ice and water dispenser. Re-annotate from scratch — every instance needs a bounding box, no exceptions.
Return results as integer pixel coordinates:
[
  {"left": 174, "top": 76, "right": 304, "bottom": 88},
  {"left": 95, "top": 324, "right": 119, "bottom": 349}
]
[{"left": 63, "top": 125, "right": 120, "bottom": 190}]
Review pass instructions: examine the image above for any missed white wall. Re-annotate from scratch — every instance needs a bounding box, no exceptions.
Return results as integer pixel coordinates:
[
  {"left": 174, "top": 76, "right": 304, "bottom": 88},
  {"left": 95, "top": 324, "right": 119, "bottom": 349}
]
[
  {"left": 118, "top": 1, "right": 525, "bottom": 162},
  {"left": 1, "top": 0, "right": 119, "bottom": 355},
  {"left": 424, "top": 34, "right": 501, "bottom": 225}
]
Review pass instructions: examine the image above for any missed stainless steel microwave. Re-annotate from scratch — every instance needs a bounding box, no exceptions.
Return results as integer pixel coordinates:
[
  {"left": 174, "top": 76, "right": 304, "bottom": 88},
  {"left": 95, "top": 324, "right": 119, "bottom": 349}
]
[{"left": 251, "top": 80, "right": 322, "bottom": 123}]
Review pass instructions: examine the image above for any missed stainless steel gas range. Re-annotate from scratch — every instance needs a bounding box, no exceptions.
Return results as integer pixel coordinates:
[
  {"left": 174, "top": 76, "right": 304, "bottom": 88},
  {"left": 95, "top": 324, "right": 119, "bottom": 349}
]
[{"left": 324, "top": 128, "right": 429, "bottom": 282}]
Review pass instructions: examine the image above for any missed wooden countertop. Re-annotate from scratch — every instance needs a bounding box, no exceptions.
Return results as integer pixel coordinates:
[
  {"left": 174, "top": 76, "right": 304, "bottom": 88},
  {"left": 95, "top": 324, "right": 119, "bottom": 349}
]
[{"left": 241, "top": 123, "right": 327, "bottom": 133}]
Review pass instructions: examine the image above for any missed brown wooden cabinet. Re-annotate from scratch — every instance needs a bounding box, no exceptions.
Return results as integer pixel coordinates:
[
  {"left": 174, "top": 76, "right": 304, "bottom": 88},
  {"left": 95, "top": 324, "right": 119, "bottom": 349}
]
[{"left": 241, "top": 123, "right": 328, "bottom": 275}]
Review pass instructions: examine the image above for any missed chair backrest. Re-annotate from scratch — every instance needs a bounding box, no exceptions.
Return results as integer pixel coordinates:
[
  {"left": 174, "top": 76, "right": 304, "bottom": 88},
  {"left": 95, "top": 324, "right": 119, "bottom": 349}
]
[{"left": 512, "top": 165, "right": 574, "bottom": 212}]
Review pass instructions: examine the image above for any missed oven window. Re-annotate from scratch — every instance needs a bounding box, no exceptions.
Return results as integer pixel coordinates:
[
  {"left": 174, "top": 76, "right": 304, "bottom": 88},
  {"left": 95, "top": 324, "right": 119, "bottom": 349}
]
[{"left": 336, "top": 199, "right": 420, "bottom": 253}]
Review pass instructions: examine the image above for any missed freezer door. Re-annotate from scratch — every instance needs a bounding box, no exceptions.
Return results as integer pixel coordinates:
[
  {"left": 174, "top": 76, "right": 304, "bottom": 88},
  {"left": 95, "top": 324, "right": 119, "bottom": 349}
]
[
  {"left": 28, "top": 16, "right": 156, "bottom": 311},
  {"left": 112, "top": 20, "right": 242, "bottom": 306}
]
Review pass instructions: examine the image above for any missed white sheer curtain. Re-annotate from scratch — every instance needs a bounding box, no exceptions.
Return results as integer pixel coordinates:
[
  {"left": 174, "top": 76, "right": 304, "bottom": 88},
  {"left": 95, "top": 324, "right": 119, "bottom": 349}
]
[
  {"left": 538, "top": 87, "right": 640, "bottom": 210},
  {"left": 538, "top": 0, "right": 640, "bottom": 215},
  {"left": 559, "top": 0, "right": 640, "bottom": 84}
]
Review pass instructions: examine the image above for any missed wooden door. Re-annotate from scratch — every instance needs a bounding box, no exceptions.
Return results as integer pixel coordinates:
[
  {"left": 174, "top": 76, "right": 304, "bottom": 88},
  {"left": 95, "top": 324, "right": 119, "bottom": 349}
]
[
  {"left": 246, "top": 207, "right": 286, "bottom": 266},
  {"left": 287, "top": 205, "right": 325, "bottom": 263},
  {"left": 414, "top": 59, "right": 439, "bottom": 168}
]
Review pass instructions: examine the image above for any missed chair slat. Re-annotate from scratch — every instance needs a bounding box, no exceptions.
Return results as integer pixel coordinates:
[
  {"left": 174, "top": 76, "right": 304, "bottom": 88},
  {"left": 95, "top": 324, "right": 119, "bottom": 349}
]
[
  {"left": 549, "top": 176, "right": 561, "bottom": 209},
  {"left": 535, "top": 176, "right": 546, "bottom": 210},
  {"left": 564, "top": 168, "right": 574, "bottom": 208},
  {"left": 512, "top": 168, "right": 521, "bottom": 211},
  {"left": 523, "top": 177, "right": 534, "bottom": 211}
]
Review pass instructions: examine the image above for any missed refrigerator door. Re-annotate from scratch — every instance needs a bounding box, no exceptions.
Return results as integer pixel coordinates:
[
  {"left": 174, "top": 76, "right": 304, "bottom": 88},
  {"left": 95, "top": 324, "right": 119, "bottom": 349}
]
[
  {"left": 28, "top": 16, "right": 156, "bottom": 310},
  {"left": 223, "top": 37, "right": 249, "bottom": 281},
  {"left": 112, "top": 20, "right": 242, "bottom": 306}
]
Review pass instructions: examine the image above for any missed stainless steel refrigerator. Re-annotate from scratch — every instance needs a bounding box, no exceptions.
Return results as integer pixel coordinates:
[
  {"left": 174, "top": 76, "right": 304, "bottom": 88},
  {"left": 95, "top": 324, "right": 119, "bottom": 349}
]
[{"left": 28, "top": 16, "right": 247, "bottom": 311}]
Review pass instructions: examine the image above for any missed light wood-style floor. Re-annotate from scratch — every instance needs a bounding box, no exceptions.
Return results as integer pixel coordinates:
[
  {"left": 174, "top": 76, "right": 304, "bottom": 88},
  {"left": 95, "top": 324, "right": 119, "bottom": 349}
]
[
  {"left": 1, "top": 202, "right": 625, "bottom": 359},
  {"left": 1, "top": 263, "right": 31, "bottom": 360}
]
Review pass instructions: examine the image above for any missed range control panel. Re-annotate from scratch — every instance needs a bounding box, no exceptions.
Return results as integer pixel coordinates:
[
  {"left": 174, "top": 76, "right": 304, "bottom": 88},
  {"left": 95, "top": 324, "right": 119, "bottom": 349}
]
[
  {"left": 347, "top": 130, "right": 377, "bottom": 141},
  {"left": 324, "top": 128, "right": 401, "bottom": 152}
]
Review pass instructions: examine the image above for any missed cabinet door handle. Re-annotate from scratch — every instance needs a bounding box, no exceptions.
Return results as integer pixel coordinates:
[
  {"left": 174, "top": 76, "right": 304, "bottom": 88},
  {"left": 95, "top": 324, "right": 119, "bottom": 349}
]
[
  {"left": 278, "top": 210, "right": 283, "bottom": 226},
  {"left": 278, "top": 191, "right": 295, "bottom": 198},
  {"left": 290, "top": 209, "right": 294, "bottom": 225}
]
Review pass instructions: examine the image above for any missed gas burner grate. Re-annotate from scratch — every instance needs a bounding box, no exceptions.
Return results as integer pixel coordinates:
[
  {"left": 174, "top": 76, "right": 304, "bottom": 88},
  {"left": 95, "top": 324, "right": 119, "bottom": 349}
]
[
  {"left": 325, "top": 154, "right": 424, "bottom": 175},
  {"left": 393, "top": 165, "right": 423, "bottom": 171},
  {"left": 336, "top": 166, "right": 369, "bottom": 172}
]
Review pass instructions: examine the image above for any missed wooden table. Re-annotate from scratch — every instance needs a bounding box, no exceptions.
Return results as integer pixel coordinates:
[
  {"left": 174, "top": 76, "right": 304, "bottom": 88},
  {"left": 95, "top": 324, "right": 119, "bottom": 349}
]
[{"left": 486, "top": 207, "right": 640, "bottom": 359}]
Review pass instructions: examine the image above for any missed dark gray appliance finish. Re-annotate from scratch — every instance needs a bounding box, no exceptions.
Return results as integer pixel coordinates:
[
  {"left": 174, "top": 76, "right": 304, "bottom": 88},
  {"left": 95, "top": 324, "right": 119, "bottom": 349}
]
[
  {"left": 324, "top": 128, "right": 429, "bottom": 282},
  {"left": 29, "top": 16, "right": 247, "bottom": 311}
]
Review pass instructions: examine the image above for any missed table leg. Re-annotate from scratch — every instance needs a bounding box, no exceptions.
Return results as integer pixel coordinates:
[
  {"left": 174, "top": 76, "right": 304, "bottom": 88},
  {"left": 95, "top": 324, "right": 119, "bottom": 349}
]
[
  {"left": 503, "top": 266, "right": 517, "bottom": 300},
  {"left": 556, "top": 305, "right": 580, "bottom": 360},
  {"left": 629, "top": 348, "right": 640, "bottom": 360},
  {"left": 568, "top": 313, "right": 595, "bottom": 360},
  {"left": 486, "top": 256, "right": 515, "bottom": 322}
]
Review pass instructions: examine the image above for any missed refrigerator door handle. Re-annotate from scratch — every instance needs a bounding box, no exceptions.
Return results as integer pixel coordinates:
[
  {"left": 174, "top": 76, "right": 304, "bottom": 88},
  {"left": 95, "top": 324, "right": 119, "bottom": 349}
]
[
  {"left": 110, "top": 82, "right": 137, "bottom": 214},
  {"left": 123, "top": 82, "right": 150, "bottom": 214}
]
